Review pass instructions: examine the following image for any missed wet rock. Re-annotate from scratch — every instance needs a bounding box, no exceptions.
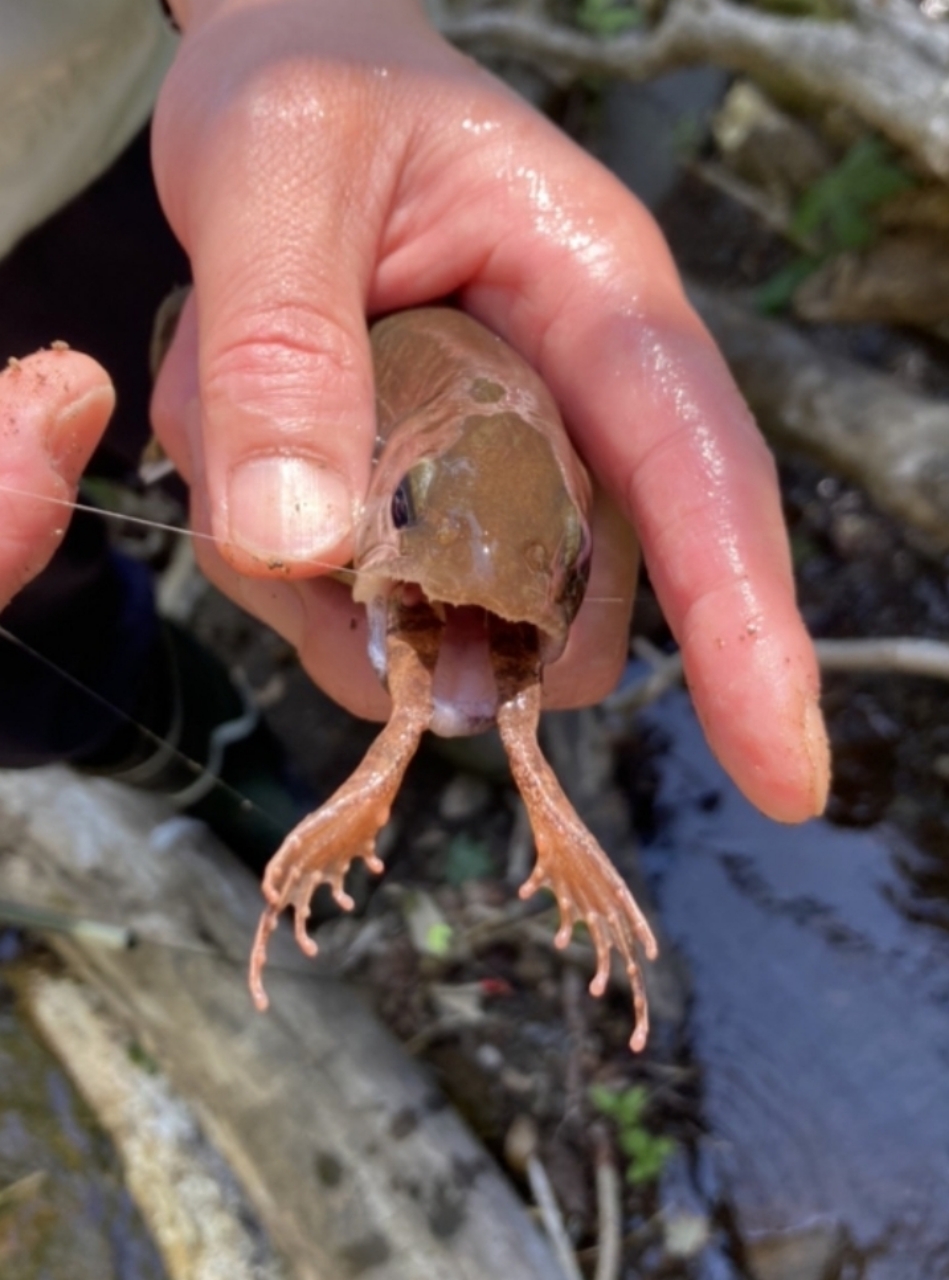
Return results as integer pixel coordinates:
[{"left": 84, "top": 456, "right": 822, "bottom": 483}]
[
  {"left": 745, "top": 1221, "right": 846, "bottom": 1280},
  {"left": 713, "top": 81, "right": 832, "bottom": 212},
  {"left": 0, "top": 987, "right": 167, "bottom": 1280},
  {"left": 794, "top": 233, "right": 949, "bottom": 329},
  {"left": 0, "top": 768, "right": 563, "bottom": 1280},
  {"left": 439, "top": 773, "right": 492, "bottom": 822},
  {"left": 24, "top": 972, "right": 285, "bottom": 1280}
]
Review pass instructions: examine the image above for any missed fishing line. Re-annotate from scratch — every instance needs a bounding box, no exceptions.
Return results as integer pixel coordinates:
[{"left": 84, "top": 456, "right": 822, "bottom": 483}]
[
  {"left": 0, "top": 480, "right": 360, "bottom": 583},
  {"left": 0, "top": 477, "right": 628, "bottom": 829},
  {"left": 0, "top": 479, "right": 625, "bottom": 603},
  {"left": 0, "top": 478, "right": 628, "bottom": 961},
  {"left": 0, "top": 482, "right": 215, "bottom": 544},
  {"left": 0, "top": 620, "right": 290, "bottom": 840}
]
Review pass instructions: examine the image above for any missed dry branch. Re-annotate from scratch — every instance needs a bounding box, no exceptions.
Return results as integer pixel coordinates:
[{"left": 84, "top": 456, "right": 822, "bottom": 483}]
[
  {"left": 815, "top": 637, "right": 949, "bottom": 680},
  {"left": 689, "top": 283, "right": 949, "bottom": 556},
  {"left": 434, "top": 0, "right": 949, "bottom": 179},
  {"left": 591, "top": 1123, "right": 622, "bottom": 1280},
  {"left": 608, "top": 636, "right": 949, "bottom": 716}
]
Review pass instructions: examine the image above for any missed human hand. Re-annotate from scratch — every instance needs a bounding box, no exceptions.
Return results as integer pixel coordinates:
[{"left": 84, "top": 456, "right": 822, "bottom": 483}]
[
  {"left": 0, "top": 349, "right": 114, "bottom": 612},
  {"left": 151, "top": 0, "right": 829, "bottom": 823}
]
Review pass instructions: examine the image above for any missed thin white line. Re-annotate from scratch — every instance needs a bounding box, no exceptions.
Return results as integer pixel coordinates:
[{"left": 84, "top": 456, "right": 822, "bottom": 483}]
[{"left": 0, "top": 481, "right": 359, "bottom": 581}]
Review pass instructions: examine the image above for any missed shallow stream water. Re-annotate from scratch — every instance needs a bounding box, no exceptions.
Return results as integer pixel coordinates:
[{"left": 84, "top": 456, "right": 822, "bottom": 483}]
[
  {"left": 639, "top": 690, "right": 949, "bottom": 1280},
  {"left": 0, "top": 942, "right": 166, "bottom": 1280}
]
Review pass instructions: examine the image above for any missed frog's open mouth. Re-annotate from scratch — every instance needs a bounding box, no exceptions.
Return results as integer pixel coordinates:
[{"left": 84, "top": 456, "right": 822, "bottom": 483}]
[
  {"left": 428, "top": 602, "right": 503, "bottom": 737},
  {"left": 365, "top": 584, "right": 566, "bottom": 738}
]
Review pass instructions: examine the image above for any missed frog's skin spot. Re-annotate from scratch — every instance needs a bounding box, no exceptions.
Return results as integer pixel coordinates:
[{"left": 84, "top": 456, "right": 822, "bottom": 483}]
[{"left": 468, "top": 377, "right": 505, "bottom": 404}]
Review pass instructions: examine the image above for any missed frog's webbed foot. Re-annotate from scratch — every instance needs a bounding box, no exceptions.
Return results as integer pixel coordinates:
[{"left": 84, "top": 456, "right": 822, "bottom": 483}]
[
  {"left": 491, "top": 621, "right": 658, "bottom": 1052},
  {"left": 511, "top": 772, "right": 658, "bottom": 1052},
  {"left": 249, "top": 600, "right": 441, "bottom": 1011}
]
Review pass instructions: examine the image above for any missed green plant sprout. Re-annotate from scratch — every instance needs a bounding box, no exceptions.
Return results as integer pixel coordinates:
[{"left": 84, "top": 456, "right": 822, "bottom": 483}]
[
  {"left": 443, "top": 834, "right": 494, "bottom": 886},
  {"left": 574, "top": 0, "right": 643, "bottom": 37},
  {"left": 589, "top": 1083, "right": 676, "bottom": 1186},
  {"left": 792, "top": 135, "right": 914, "bottom": 252},
  {"left": 424, "top": 921, "right": 454, "bottom": 957},
  {"left": 756, "top": 135, "right": 916, "bottom": 313}
]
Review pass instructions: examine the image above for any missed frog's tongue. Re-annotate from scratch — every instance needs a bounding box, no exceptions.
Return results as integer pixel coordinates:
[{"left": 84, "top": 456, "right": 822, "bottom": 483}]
[
  {"left": 426, "top": 601, "right": 567, "bottom": 738},
  {"left": 367, "top": 590, "right": 547, "bottom": 738},
  {"left": 428, "top": 605, "right": 499, "bottom": 737}
]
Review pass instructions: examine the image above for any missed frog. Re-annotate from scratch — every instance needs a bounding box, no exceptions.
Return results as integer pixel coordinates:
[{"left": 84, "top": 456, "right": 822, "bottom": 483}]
[{"left": 247, "top": 307, "right": 657, "bottom": 1051}]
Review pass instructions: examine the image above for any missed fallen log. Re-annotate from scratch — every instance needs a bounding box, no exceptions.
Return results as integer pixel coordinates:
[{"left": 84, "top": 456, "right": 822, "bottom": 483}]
[
  {"left": 0, "top": 768, "right": 559, "bottom": 1280},
  {"left": 434, "top": 0, "right": 949, "bottom": 180},
  {"left": 793, "top": 233, "right": 949, "bottom": 330},
  {"left": 689, "top": 283, "right": 949, "bottom": 558}
]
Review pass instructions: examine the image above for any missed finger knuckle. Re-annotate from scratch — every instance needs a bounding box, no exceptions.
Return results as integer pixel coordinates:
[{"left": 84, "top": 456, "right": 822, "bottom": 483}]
[{"left": 202, "top": 306, "right": 362, "bottom": 416}]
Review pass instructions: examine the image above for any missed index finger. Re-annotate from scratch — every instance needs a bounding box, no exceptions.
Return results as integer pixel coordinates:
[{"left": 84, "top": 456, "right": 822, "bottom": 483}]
[
  {"left": 448, "top": 130, "right": 828, "bottom": 822},
  {"left": 0, "top": 349, "right": 114, "bottom": 611}
]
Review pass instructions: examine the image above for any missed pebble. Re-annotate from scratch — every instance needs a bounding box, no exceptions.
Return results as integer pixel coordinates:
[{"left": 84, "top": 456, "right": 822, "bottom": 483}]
[
  {"left": 439, "top": 774, "right": 492, "bottom": 822},
  {"left": 475, "top": 1043, "right": 504, "bottom": 1074},
  {"left": 744, "top": 1221, "right": 846, "bottom": 1280}
]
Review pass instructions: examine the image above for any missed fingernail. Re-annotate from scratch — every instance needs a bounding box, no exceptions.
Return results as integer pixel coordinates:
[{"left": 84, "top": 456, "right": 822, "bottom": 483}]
[
  {"left": 803, "top": 695, "right": 830, "bottom": 815},
  {"left": 238, "top": 578, "right": 306, "bottom": 650},
  {"left": 46, "top": 386, "right": 115, "bottom": 483},
  {"left": 227, "top": 455, "right": 353, "bottom": 564}
]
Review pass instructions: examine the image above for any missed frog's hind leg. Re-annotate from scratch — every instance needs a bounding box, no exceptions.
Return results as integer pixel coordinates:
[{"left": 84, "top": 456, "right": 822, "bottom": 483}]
[
  {"left": 249, "top": 599, "right": 442, "bottom": 1010},
  {"left": 490, "top": 619, "right": 658, "bottom": 1052}
]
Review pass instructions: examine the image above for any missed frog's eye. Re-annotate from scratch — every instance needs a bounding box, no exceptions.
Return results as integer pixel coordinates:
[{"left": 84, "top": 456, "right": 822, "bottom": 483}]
[
  {"left": 391, "top": 459, "right": 436, "bottom": 529},
  {"left": 391, "top": 478, "right": 416, "bottom": 529}
]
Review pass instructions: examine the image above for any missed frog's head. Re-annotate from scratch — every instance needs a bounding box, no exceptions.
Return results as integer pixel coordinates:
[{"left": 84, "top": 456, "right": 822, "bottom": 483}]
[
  {"left": 356, "top": 406, "right": 589, "bottom": 625},
  {"left": 352, "top": 308, "right": 593, "bottom": 736},
  {"left": 353, "top": 410, "right": 592, "bottom": 735}
]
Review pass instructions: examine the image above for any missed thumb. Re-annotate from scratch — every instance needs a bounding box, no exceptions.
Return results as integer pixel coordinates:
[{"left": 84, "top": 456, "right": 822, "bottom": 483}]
[
  {"left": 0, "top": 349, "right": 114, "bottom": 611},
  {"left": 152, "top": 46, "right": 389, "bottom": 578}
]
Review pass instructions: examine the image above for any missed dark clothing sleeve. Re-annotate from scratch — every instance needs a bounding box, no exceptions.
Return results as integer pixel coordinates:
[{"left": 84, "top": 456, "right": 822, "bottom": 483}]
[{"left": 0, "top": 128, "right": 189, "bottom": 764}]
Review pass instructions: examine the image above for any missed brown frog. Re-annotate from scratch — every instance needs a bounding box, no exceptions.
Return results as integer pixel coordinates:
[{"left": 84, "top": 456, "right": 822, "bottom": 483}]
[{"left": 248, "top": 307, "right": 657, "bottom": 1050}]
